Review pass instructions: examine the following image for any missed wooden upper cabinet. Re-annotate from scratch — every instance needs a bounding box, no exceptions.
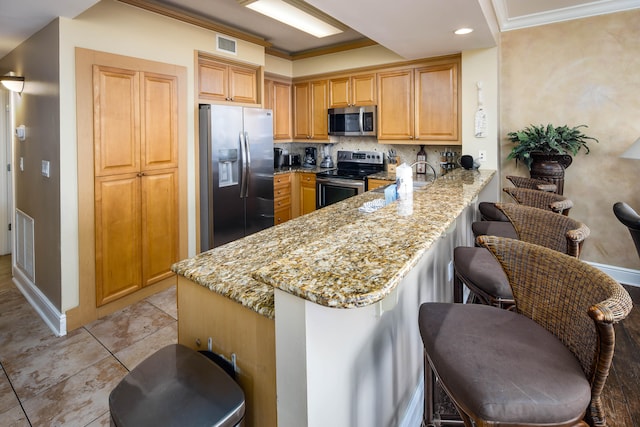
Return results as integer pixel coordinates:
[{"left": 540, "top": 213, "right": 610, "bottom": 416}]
[
  {"left": 228, "top": 65, "right": 258, "bottom": 104},
  {"left": 329, "top": 73, "right": 376, "bottom": 108},
  {"left": 377, "top": 69, "right": 414, "bottom": 140},
  {"left": 265, "top": 78, "right": 292, "bottom": 141},
  {"left": 93, "top": 65, "right": 141, "bottom": 177},
  {"left": 377, "top": 57, "right": 460, "bottom": 144},
  {"left": 293, "top": 82, "right": 310, "bottom": 139},
  {"left": 414, "top": 63, "right": 459, "bottom": 141},
  {"left": 198, "top": 54, "right": 259, "bottom": 105},
  {"left": 310, "top": 80, "right": 328, "bottom": 140},
  {"left": 141, "top": 72, "right": 179, "bottom": 170},
  {"left": 293, "top": 79, "right": 328, "bottom": 141}
]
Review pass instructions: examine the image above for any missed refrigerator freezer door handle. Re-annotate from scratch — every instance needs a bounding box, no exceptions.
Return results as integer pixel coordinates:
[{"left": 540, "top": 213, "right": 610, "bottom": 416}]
[
  {"left": 240, "top": 131, "right": 248, "bottom": 198},
  {"left": 244, "top": 131, "right": 251, "bottom": 198}
]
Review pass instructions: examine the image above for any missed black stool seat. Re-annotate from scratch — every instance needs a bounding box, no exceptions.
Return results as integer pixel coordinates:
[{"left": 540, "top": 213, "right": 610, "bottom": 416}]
[
  {"left": 419, "top": 303, "right": 591, "bottom": 425},
  {"left": 471, "top": 220, "right": 518, "bottom": 240},
  {"left": 109, "top": 344, "right": 245, "bottom": 427},
  {"left": 453, "top": 246, "right": 512, "bottom": 305}
]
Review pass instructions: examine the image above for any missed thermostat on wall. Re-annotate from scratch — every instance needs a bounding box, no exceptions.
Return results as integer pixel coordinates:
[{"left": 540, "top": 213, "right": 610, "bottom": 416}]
[{"left": 15, "top": 125, "right": 25, "bottom": 141}]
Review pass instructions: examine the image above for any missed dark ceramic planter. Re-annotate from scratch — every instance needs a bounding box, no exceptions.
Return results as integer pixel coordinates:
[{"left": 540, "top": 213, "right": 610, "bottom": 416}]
[{"left": 529, "top": 153, "right": 573, "bottom": 195}]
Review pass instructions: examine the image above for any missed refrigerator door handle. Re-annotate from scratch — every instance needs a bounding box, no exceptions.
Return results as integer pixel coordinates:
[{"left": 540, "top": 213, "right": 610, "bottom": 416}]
[
  {"left": 244, "top": 131, "right": 251, "bottom": 198},
  {"left": 240, "top": 131, "right": 248, "bottom": 198}
]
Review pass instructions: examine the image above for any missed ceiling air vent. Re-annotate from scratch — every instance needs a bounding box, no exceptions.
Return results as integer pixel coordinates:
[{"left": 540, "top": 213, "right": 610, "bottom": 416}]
[{"left": 217, "top": 35, "right": 237, "bottom": 55}]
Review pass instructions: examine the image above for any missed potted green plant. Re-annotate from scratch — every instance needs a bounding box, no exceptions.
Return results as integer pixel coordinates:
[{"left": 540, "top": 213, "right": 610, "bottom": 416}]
[
  {"left": 506, "top": 124, "right": 598, "bottom": 194},
  {"left": 507, "top": 124, "right": 598, "bottom": 169}
]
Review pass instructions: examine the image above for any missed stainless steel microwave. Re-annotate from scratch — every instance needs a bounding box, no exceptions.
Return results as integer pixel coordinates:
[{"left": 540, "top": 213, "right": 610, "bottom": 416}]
[{"left": 328, "top": 106, "right": 377, "bottom": 137}]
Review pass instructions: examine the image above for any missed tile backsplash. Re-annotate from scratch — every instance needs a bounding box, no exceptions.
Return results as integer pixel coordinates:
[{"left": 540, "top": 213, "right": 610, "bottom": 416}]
[{"left": 275, "top": 137, "right": 461, "bottom": 175}]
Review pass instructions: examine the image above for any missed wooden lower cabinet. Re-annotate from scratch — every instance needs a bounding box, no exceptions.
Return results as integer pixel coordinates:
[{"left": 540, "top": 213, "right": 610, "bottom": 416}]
[
  {"left": 299, "top": 172, "right": 316, "bottom": 216},
  {"left": 274, "top": 173, "right": 292, "bottom": 225},
  {"left": 367, "top": 178, "right": 394, "bottom": 191},
  {"left": 178, "top": 278, "right": 277, "bottom": 427},
  {"left": 95, "top": 169, "right": 178, "bottom": 306}
]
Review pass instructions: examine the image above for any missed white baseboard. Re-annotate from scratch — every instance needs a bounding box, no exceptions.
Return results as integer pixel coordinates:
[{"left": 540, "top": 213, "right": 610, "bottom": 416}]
[
  {"left": 401, "top": 371, "right": 424, "bottom": 427},
  {"left": 12, "top": 267, "right": 67, "bottom": 337},
  {"left": 588, "top": 262, "right": 640, "bottom": 287}
]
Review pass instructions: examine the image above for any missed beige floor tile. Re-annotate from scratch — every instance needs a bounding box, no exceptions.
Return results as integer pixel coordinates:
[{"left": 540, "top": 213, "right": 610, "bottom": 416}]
[
  {"left": 0, "top": 367, "right": 20, "bottom": 414},
  {"left": 145, "top": 285, "right": 177, "bottom": 319},
  {"left": 21, "top": 356, "right": 127, "bottom": 427},
  {"left": 0, "top": 404, "right": 30, "bottom": 427},
  {"left": 85, "top": 411, "right": 111, "bottom": 427},
  {"left": 114, "top": 322, "right": 178, "bottom": 370},
  {"left": 85, "top": 300, "right": 176, "bottom": 354},
  {"left": 4, "top": 328, "right": 111, "bottom": 400}
]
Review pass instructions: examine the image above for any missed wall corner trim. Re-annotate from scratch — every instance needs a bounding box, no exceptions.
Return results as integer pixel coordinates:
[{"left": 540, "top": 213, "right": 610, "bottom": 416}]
[{"left": 12, "top": 268, "right": 67, "bottom": 336}]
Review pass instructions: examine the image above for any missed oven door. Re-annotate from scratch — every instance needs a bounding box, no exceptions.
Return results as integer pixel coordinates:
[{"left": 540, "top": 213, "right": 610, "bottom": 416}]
[{"left": 316, "top": 177, "right": 365, "bottom": 209}]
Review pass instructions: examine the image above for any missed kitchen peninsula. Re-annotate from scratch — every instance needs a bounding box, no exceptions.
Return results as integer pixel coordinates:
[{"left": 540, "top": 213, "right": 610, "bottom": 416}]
[{"left": 172, "top": 168, "right": 497, "bottom": 427}]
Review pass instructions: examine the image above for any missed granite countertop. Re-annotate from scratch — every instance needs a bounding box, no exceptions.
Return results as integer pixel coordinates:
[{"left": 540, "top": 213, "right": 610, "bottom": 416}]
[
  {"left": 274, "top": 165, "right": 334, "bottom": 175},
  {"left": 172, "top": 168, "right": 495, "bottom": 319}
]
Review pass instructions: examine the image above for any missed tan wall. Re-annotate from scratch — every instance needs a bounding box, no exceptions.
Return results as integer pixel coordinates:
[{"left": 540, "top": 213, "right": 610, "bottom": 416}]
[
  {"left": 500, "top": 9, "right": 640, "bottom": 268},
  {"left": 0, "top": 21, "right": 62, "bottom": 308}
]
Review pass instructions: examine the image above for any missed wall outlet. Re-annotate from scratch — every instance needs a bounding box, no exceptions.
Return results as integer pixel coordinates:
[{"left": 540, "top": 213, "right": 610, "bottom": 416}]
[{"left": 478, "top": 150, "right": 487, "bottom": 162}]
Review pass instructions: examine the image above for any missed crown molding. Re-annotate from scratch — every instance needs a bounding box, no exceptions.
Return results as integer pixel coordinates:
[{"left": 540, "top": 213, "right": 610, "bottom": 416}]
[{"left": 493, "top": 0, "right": 640, "bottom": 31}]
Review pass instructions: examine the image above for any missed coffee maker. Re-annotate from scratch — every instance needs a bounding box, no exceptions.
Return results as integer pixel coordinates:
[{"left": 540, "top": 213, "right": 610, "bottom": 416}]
[{"left": 304, "top": 147, "right": 317, "bottom": 167}]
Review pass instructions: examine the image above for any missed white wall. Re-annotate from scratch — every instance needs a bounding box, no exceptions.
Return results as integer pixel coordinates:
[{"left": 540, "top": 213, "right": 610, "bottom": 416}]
[{"left": 461, "top": 47, "right": 499, "bottom": 171}]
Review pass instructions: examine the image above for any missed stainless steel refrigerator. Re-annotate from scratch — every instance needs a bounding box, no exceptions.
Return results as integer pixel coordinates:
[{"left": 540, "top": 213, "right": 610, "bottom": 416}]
[{"left": 199, "top": 104, "right": 274, "bottom": 250}]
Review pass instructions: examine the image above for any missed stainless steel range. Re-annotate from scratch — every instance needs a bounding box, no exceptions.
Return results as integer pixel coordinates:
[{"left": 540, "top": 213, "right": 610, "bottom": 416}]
[{"left": 316, "top": 150, "right": 385, "bottom": 209}]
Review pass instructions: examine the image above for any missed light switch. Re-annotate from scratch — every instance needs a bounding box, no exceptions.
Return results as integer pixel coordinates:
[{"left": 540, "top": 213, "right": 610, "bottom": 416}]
[{"left": 41, "top": 160, "right": 50, "bottom": 178}]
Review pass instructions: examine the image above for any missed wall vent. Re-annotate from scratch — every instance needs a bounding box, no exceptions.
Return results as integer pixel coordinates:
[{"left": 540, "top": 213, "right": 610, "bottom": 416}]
[
  {"left": 217, "top": 35, "right": 238, "bottom": 55},
  {"left": 15, "top": 209, "right": 35, "bottom": 281}
]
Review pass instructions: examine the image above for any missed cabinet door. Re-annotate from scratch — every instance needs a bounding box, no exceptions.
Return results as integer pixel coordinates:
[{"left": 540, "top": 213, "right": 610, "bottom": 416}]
[
  {"left": 329, "top": 76, "right": 350, "bottom": 108},
  {"left": 293, "top": 82, "right": 311, "bottom": 139},
  {"left": 141, "top": 72, "right": 178, "bottom": 170},
  {"left": 300, "top": 173, "right": 316, "bottom": 215},
  {"left": 95, "top": 174, "right": 142, "bottom": 306},
  {"left": 415, "top": 63, "right": 459, "bottom": 142},
  {"left": 228, "top": 65, "right": 258, "bottom": 104},
  {"left": 351, "top": 73, "right": 376, "bottom": 106},
  {"left": 377, "top": 69, "right": 414, "bottom": 140},
  {"left": 310, "top": 80, "right": 328, "bottom": 140},
  {"left": 93, "top": 65, "right": 140, "bottom": 177},
  {"left": 141, "top": 169, "right": 178, "bottom": 287},
  {"left": 272, "top": 80, "right": 292, "bottom": 140},
  {"left": 368, "top": 178, "right": 393, "bottom": 191},
  {"left": 198, "top": 59, "right": 228, "bottom": 101}
]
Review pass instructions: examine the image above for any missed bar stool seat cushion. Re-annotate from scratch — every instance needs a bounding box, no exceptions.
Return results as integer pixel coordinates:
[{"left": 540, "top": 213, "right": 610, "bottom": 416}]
[
  {"left": 472, "top": 221, "right": 518, "bottom": 240},
  {"left": 419, "top": 303, "right": 591, "bottom": 424},
  {"left": 454, "top": 246, "right": 512, "bottom": 300}
]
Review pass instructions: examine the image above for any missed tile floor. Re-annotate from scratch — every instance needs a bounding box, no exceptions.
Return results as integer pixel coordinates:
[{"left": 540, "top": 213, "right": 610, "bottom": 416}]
[{"left": 0, "top": 255, "right": 178, "bottom": 426}]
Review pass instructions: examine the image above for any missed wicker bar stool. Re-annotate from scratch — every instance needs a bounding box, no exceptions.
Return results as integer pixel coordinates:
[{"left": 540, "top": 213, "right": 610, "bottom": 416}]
[
  {"left": 421, "top": 237, "right": 633, "bottom": 427},
  {"left": 454, "top": 203, "right": 590, "bottom": 308},
  {"left": 506, "top": 175, "right": 558, "bottom": 192},
  {"left": 479, "top": 187, "right": 572, "bottom": 221}
]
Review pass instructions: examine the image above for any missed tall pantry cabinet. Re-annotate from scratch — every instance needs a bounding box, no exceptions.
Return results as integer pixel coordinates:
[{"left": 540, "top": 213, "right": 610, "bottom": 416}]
[{"left": 93, "top": 65, "right": 179, "bottom": 306}]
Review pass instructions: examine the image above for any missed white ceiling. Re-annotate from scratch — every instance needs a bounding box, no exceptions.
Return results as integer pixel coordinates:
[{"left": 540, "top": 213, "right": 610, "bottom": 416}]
[{"left": 1, "top": 0, "right": 639, "bottom": 60}]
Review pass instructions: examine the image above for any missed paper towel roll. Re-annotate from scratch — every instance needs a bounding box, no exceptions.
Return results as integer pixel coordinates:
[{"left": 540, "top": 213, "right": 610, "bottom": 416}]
[{"left": 395, "top": 163, "right": 413, "bottom": 196}]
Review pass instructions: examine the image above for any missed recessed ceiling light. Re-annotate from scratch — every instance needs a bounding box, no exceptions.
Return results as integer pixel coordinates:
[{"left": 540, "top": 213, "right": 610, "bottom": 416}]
[{"left": 454, "top": 28, "right": 474, "bottom": 35}]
